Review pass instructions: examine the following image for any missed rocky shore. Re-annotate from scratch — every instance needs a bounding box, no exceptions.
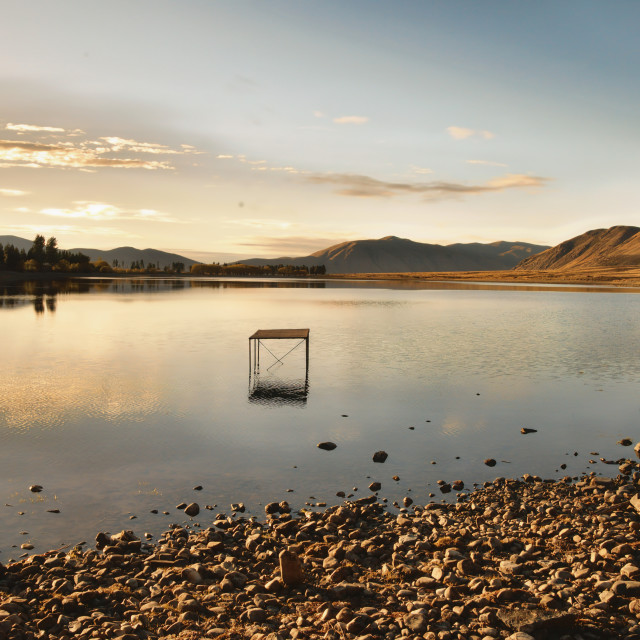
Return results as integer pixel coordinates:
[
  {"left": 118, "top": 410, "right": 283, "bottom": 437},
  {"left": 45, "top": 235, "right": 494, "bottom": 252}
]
[{"left": 3, "top": 468, "right": 640, "bottom": 640}]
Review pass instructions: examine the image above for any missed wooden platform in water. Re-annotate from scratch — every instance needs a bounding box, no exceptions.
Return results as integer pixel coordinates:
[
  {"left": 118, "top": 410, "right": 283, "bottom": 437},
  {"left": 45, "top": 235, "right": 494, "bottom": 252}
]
[{"left": 249, "top": 329, "right": 310, "bottom": 340}]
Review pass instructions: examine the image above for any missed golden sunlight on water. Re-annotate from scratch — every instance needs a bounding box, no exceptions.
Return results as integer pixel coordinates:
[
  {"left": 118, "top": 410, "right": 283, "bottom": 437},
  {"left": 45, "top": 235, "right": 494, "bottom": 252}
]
[{"left": 2, "top": 277, "right": 640, "bottom": 557}]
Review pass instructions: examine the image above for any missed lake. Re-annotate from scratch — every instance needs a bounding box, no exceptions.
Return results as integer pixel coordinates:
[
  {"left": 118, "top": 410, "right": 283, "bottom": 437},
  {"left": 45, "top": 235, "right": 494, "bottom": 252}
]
[{"left": 2, "top": 276, "right": 639, "bottom": 560}]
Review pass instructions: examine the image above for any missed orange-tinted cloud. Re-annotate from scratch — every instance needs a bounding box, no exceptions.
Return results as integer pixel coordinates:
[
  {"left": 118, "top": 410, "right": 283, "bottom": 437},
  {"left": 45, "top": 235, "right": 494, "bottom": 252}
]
[
  {"left": 0, "top": 125, "right": 201, "bottom": 170},
  {"left": 308, "top": 172, "right": 549, "bottom": 200}
]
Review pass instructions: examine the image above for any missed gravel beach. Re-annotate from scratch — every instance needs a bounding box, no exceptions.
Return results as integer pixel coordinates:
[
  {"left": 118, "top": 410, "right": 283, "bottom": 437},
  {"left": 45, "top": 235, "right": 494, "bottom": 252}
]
[{"left": 3, "top": 467, "right": 640, "bottom": 640}]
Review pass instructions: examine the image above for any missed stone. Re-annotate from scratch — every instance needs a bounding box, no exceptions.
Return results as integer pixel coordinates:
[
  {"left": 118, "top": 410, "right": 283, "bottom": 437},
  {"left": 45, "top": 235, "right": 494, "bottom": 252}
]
[
  {"left": 368, "top": 481, "right": 381, "bottom": 492},
  {"left": 520, "top": 428, "right": 537, "bottom": 434},
  {"left": 372, "top": 450, "right": 388, "bottom": 463},
  {"left": 618, "top": 438, "right": 632, "bottom": 446},
  {"left": 246, "top": 607, "right": 267, "bottom": 623},
  {"left": 404, "top": 610, "right": 428, "bottom": 633},
  {"left": 184, "top": 503, "right": 200, "bottom": 517},
  {"left": 279, "top": 549, "right": 303, "bottom": 585},
  {"left": 182, "top": 567, "right": 203, "bottom": 584},
  {"left": 29, "top": 484, "right": 43, "bottom": 492},
  {"left": 317, "top": 441, "right": 337, "bottom": 450},
  {"left": 265, "top": 502, "right": 280, "bottom": 514},
  {"left": 484, "top": 459, "right": 497, "bottom": 467}
]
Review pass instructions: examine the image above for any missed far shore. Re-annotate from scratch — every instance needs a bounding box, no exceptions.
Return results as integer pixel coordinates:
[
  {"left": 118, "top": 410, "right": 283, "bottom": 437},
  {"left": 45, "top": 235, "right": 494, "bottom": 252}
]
[
  {"left": 325, "top": 265, "right": 640, "bottom": 288},
  {"left": 2, "top": 265, "right": 640, "bottom": 288}
]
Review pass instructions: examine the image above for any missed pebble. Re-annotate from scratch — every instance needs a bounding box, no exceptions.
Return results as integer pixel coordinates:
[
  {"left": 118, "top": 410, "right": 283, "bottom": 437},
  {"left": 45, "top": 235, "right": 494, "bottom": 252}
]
[
  {"left": 317, "top": 441, "right": 337, "bottom": 451},
  {"left": 5, "top": 462, "right": 640, "bottom": 639},
  {"left": 29, "top": 484, "right": 43, "bottom": 493}
]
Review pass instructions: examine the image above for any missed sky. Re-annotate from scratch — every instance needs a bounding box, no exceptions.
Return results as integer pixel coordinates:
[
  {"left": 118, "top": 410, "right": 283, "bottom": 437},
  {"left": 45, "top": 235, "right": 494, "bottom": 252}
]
[{"left": 0, "top": 1, "right": 638, "bottom": 262}]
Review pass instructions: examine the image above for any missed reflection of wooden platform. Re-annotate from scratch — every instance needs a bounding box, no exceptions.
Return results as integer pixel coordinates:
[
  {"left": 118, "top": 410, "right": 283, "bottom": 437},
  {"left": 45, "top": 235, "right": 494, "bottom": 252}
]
[
  {"left": 250, "top": 329, "right": 309, "bottom": 340},
  {"left": 249, "top": 328, "right": 310, "bottom": 374}
]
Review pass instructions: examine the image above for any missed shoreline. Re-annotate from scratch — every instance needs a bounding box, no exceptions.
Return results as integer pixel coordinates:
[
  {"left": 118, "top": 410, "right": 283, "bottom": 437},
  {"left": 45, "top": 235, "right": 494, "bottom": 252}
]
[
  {"left": 3, "top": 468, "right": 640, "bottom": 639},
  {"left": 3, "top": 266, "right": 640, "bottom": 288}
]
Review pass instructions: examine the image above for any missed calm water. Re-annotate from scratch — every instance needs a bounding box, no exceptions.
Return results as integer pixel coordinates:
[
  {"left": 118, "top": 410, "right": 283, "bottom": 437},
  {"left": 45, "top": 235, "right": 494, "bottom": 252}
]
[{"left": 2, "top": 277, "right": 640, "bottom": 560}]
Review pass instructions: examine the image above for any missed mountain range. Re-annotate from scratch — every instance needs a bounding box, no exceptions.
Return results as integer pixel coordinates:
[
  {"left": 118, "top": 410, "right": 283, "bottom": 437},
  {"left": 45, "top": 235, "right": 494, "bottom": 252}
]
[
  {"left": 514, "top": 225, "right": 640, "bottom": 271},
  {"left": 235, "top": 236, "right": 549, "bottom": 274},
  {"left": 0, "top": 236, "right": 199, "bottom": 270},
  {"left": 3, "top": 226, "right": 639, "bottom": 274}
]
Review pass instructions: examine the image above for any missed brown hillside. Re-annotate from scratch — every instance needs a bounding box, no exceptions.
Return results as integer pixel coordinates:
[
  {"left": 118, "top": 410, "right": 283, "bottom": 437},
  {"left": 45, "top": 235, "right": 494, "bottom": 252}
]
[{"left": 515, "top": 225, "right": 640, "bottom": 271}]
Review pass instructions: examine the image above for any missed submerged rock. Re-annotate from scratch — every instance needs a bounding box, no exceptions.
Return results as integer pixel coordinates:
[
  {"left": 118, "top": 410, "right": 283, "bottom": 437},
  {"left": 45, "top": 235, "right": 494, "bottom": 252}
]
[{"left": 372, "top": 450, "right": 388, "bottom": 463}]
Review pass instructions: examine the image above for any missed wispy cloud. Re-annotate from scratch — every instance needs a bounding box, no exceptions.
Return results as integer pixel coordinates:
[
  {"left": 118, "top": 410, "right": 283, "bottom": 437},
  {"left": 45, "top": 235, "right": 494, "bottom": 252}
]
[
  {"left": 0, "top": 188, "right": 28, "bottom": 196},
  {"left": 0, "top": 125, "right": 201, "bottom": 170},
  {"left": 333, "top": 115, "right": 369, "bottom": 125},
  {"left": 238, "top": 235, "right": 348, "bottom": 256},
  {"left": 3, "top": 223, "right": 139, "bottom": 239},
  {"left": 467, "top": 159, "right": 508, "bottom": 167},
  {"left": 7, "top": 123, "right": 66, "bottom": 133},
  {"left": 224, "top": 218, "right": 293, "bottom": 230},
  {"left": 411, "top": 166, "right": 434, "bottom": 175},
  {"left": 447, "top": 126, "right": 494, "bottom": 140},
  {"left": 313, "top": 110, "right": 326, "bottom": 119},
  {"left": 37, "top": 201, "right": 183, "bottom": 223},
  {"left": 307, "top": 172, "right": 549, "bottom": 200},
  {"left": 216, "top": 153, "right": 305, "bottom": 174}
]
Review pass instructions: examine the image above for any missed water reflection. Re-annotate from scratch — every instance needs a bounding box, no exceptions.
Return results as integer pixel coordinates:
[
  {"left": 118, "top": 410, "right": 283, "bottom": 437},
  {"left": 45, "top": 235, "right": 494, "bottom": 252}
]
[
  {"left": 0, "top": 277, "right": 328, "bottom": 314},
  {"left": 248, "top": 373, "right": 309, "bottom": 406}
]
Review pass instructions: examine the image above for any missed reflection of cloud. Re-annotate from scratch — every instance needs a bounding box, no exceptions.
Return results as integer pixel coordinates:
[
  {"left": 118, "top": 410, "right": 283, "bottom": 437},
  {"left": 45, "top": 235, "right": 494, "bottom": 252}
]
[
  {"left": 467, "top": 159, "right": 508, "bottom": 167},
  {"left": 333, "top": 115, "right": 369, "bottom": 125},
  {"left": 0, "top": 125, "right": 201, "bottom": 170},
  {"left": 38, "top": 201, "right": 183, "bottom": 223},
  {"left": 447, "top": 126, "right": 494, "bottom": 140},
  {"left": 0, "top": 188, "right": 28, "bottom": 196},
  {"left": 308, "top": 172, "right": 549, "bottom": 200}
]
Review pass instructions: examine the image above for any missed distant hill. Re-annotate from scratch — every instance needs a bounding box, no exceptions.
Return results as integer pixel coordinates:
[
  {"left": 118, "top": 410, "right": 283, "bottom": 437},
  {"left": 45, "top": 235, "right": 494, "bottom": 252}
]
[
  {"left": 0, "top": 236, "right": 199, "bottom": 270},
  {"left": 0, "top": 235, "right": 33, "bottom": 252},
  {"left": 69, "top": 246, "right": 199, "bottom": 270},
  {"left": 235, "top": 236, "right": 549, "bottom": 274},
  {"left": 514, "top": 226, "right": 640, "bottom": 271}
]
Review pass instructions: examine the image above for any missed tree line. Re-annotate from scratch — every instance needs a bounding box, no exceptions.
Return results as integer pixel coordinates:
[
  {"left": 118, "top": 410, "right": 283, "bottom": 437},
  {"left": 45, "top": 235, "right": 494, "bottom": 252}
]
[
  {"left": 1, "top": 235, "right": 326, "bottom": 277},
  {"left": 0, "top": 235, "right": 92, "bottom": 272},
  {"left": 190, "top": 263, "right": 326, "bottom": 277},
  {"left": 0, "top": 235, "right": 186, "bottom": 274}
]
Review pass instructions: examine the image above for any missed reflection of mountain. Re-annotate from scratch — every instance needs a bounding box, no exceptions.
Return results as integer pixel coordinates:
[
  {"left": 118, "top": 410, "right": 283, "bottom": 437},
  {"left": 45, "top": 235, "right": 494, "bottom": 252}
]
[
  {"left": 235, "top": 236, "right": 549, "bottom": 274},
  {"left": 248, "top": 376, "right": 309, "bottom": 407},
  {"left": 515, "top": 225, "right": 640, "bottom": 270}
]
